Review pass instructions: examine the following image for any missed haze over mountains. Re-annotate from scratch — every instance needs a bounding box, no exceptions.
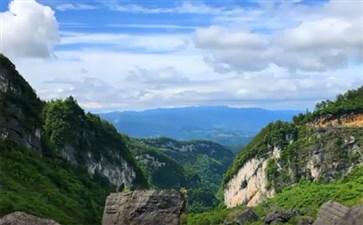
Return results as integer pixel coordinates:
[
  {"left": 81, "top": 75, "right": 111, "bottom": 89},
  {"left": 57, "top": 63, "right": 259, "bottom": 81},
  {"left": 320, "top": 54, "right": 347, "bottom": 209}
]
[{"left": 100, "top": 107, "right": 299, "bottom": 147}]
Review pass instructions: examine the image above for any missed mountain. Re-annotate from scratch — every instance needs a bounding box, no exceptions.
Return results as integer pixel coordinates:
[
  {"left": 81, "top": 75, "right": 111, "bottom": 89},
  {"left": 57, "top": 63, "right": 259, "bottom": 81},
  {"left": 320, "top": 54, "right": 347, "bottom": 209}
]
[
  {"left": 186, "top": 86, "right": 363, "bottom": 224},
  {"left": 223, "top": 85, "right": 363, "bottom": 208},
  {"left": 0, "top": 54, "right": 147, "bottom": 224},
  {"left": 100, "top": 107, "right": 299, "bottom": 147},
  {"left": 126, "top": 137, "right": 235, "bottom": 212}
]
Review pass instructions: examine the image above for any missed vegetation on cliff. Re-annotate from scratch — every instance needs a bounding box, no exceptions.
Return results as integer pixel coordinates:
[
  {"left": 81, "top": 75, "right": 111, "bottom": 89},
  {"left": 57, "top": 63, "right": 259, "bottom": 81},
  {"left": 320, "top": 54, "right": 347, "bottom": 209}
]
[
  {"left": 42, "top": 97, "right": 147, "bottom": 187},
  {"left": 187, "top": 165, "right": 363, "bottom": 225},
  {"left": 224, "top": 86, "right": 363, "bottom": 186},
  {"left": 127, "top": 137, "right": 235, "bottom": 212},
  {"left": 293, "top": 85, "right": 363, "bottom": 124},
  {"left": 0, "top": 54, "right": 147, "bottom": 224},
  {"left": 0, "top": 140, "right": 112, "bottom": 225}
]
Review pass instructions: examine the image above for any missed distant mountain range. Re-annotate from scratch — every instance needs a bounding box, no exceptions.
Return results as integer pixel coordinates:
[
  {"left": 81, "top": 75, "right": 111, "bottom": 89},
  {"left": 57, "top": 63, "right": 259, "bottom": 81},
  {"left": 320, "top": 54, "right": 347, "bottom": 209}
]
[{"left": 100, "top": 106, "right": 300, "bottom": 147}]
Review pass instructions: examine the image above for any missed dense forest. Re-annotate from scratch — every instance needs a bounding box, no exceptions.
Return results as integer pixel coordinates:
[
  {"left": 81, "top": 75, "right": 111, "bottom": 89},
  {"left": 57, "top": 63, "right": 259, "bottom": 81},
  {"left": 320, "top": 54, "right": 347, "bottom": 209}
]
[{"left": 127, "top": 137, "right": 234, "bottom": 212}]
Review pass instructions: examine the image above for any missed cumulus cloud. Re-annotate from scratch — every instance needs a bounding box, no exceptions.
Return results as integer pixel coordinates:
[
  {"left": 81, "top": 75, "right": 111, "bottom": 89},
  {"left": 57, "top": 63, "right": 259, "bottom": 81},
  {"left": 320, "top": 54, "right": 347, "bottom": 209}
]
[
  {"left": 194, "top": 0, "right": 363, "bottom": 73},
  {"left": 0, "top": 0, "right": 60, "bottom": 58}
]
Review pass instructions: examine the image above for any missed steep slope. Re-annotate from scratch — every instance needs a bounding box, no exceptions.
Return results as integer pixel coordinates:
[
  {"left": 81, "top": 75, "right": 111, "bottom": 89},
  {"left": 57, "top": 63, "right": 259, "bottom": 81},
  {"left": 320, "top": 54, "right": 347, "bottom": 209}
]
[
  {"left": 0, "top": 141, "right": 112, "bottom": 224},
  {"left": 42, "top": 97, "right": 147, "bottom": 189},
  {"left": 100, "top": 107, "right": 298, "bottom": 146},
  {"left": 223, "top": 86, "right": 363, "bottom": 208},
  {"left": 0, "top": 54, "right": 43, "bottom": 153},
  {"left": 0, "top": 54, "right": 147, "bottom": 224},
  {"left": 128, "top": 137, "right": 235, "bottom": 212},
  {"left": 186, "top": 165, "right": 363, "bottom": 225}
]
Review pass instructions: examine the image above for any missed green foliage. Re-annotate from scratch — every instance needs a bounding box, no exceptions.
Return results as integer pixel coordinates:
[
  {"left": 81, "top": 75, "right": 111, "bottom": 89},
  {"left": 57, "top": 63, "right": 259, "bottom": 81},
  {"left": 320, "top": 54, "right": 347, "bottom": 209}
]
[
  {"left": 293, "top": 85, "right": 363, "bottom": 124},
  {"left": 187, "top": 166, "right": 363, "bottom": 225},
  {"left": 42, "top": 97, "right": 148, "bottom": 188},
  {"left": 128, "top": 137, "right": 234, "bottom": 212},
  {"left": 263, "top": 165, "right": 363, "bottom": 214},
  {"left": 0, "top": 140, "right": 113, "bottom": 225}
]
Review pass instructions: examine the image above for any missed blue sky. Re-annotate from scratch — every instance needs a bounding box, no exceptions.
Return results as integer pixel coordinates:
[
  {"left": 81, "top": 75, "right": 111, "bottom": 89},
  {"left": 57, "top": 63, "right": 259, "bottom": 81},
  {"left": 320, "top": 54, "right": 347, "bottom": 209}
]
[{"left": 0, "top": 0, "right": 362, "bottom": 112}]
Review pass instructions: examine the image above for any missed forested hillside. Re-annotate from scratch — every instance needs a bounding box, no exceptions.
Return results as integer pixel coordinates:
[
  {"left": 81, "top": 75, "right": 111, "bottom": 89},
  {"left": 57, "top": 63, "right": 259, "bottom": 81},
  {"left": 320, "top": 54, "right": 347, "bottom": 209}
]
[
  {"left": 127, "top": 137, "right": 235, "bottom": 212},
  {"left": 186, "top": 86, "right": 363, "bottom": 225},
  {"left": 0, "top": 54, "right": 147, "bottom": 224}
]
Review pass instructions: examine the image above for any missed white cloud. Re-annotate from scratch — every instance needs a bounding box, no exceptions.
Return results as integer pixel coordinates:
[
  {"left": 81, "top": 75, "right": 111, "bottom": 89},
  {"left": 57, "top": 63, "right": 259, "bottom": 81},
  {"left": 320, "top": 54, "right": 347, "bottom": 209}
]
[
  {"left": 104, "top": 1, "right": 244, "bottom": 15},
  {"left": 3, "top": 0, "right": 362, "bottom": 111},
  {"left": 12, "top": 49, "right": 362, "bottom": 112},
  {"left": 0, "top": 0, "right": 60, "bottom": 58},
  {"left": 60, "top": 32, "right": 190, "bottom": 52},
  {"left": 195, "top": 26, "right": 268, "bottom": 50},
  {"left": 56, "top": 3, "right": 99, "bottom": 11},
  {"left": 108, "top": 24, "right": 197, "bottom": 30},
  {"left": 194, "top": 0, "right": 363, "bottom": 73}
]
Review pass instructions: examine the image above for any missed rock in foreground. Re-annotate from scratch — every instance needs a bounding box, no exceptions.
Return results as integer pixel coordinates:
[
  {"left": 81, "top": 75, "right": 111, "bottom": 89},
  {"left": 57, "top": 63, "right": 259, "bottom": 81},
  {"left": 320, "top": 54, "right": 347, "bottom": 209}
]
[
  {"left": 313, "top": 201, "right": 363, "bottom": 225},
  {"left": 0, "top": 212, "right": 60, "bottom": 225},
  {"left": 102, "top": 190, "right": 187, "bottom": 225}
]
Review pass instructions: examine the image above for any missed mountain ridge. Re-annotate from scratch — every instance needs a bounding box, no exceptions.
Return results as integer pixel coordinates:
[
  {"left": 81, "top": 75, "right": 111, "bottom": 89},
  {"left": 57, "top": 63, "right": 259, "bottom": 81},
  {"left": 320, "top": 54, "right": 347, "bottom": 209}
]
[{"left": 100, "top": 106, "right": 300, "bottom": 147}]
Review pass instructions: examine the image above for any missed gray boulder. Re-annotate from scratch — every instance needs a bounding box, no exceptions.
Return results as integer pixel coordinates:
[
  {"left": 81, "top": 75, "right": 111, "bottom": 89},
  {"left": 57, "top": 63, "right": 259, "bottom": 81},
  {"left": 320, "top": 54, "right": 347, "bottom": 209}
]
[
  {"left": 0, "top": 212, "right": 60, "bottom": 225},
  {"left": 264, "top": 208, "right": 292, "bottom": 224},
  {"left": 235, "top": 208, "right": 259, "bottom": 225},
  {"left": 313, "top": 201, "right": 363, "bottom": 225},
  {"left": 102, "top": 190, "right": 187, "bottom": 225}
]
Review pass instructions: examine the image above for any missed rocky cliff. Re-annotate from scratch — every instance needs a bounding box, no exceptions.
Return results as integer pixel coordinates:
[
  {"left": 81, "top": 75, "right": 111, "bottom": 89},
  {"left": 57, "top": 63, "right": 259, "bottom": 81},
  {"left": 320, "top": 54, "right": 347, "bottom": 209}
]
[
  {"left": 223, "top": 86, "right": 363, "bottom": 208},
  {"left": 0, "top": 54, "right": 43, "bottom": 153},
  {"left": 0, "top": 54, "right": 147, "bottom": 224},
  {"left": 42, "top": 97, "right": 146, "bottom": 189},
  {"left": 102, "top": 190, "right": 187, "bottom": 225},
  {"left": 308, "top": 112, "right": 363, "bottom": 128}
]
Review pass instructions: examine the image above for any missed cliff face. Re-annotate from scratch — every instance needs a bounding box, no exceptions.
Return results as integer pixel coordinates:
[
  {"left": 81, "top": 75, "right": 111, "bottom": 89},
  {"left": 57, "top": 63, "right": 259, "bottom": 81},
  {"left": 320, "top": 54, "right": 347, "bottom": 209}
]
[
  {"left": 224, "top": 123, "right": 363, "bottom": 208},
  {"left": 224, "top": 85, "right": 363, "bottom": 208},
  {"left": 0, "top": 54, "right": 43, "bottom": 153},
  {"left": 102, "top": 190, "right": 187, "bottom": 225},
  {"left": 308, "top": 112, "right": 363, "bottom": 128},
  {"left": 0, "top": 54, "right": 146, "bottom": 189},
  {"left": 42, "top": 98, "right": 143, "bottom": 189}
]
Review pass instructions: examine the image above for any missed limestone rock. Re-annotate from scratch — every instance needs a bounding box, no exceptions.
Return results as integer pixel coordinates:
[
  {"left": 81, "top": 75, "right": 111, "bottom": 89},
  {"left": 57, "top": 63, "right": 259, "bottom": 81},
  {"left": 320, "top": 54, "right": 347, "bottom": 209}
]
[
  {"left": 313, "top": 201, "right": 363, "bottom": 225},
  {"left": 102, "top": 190, "right": 187, "bottom": 225},
  {"left": 0, "top": 212, "right": 60, "bottom": 225}
]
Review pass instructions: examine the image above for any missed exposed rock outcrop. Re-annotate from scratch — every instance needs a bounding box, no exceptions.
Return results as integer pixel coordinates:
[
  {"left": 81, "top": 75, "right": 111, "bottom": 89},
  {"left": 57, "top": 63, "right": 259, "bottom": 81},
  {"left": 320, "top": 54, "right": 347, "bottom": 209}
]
[
  {"left": 224, "top": 126, "right": 363, "bottom": 208},
  {"left": 102, "top": 190, "right": 187, "bottom": 225},
  {"left": 224, "top": 157, "right": 275, "bottom": 207},
  {"left": 309, "top": 112, "right": 363, "bottom": 128},
  {"left": 0, "top": 54, "right": 43, "bottom": 154},
  {"left": 264, "top": 208, "right": 294, "bottom": 224},
  {"left": 313, "top": 201, "right": 363, "bottom": 225},
  {"left": 0, "top": 212, "right": 61, "bottom": 225},
  {"left": 235, "top": 208, "right": 259, "bottom": 225}
]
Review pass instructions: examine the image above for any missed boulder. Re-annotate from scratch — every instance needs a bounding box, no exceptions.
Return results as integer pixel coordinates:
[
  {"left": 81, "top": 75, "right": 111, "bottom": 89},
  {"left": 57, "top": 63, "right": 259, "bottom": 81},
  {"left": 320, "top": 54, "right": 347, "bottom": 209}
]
[
  {"left": 313, "top": 201, "right": 363, "bottom": 225},
  {"left": 264, "top": 208, "right": 292, "bottom": 224},
  {"left": 102, "top": 190, "right": 187, "bottom": 225},
  {"left": 0, "top": 212, "right": 60, "bottom": 225},
  {"left": 235, "top": 208, "right": 259, "bottom": 225},
  {"left": 297, "top": 217, "right": 314, "bottom": 225}
]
